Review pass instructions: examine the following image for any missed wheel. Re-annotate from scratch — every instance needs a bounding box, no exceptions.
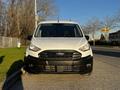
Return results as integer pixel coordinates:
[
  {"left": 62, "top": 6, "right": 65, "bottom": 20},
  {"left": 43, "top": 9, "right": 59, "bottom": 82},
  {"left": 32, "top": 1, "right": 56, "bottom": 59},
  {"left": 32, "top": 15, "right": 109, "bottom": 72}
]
[
  {"left": 79, "top": 61, "right": 93, "bottom": 75},
  {"left": 86, "top": 62, "right": 93, "bottom": 75},
  {"left": 24, "top": 62, "right": 45, "bottom": 74},
  {"left": 24, "top": 57, "right": 46, "bottom": 74}
]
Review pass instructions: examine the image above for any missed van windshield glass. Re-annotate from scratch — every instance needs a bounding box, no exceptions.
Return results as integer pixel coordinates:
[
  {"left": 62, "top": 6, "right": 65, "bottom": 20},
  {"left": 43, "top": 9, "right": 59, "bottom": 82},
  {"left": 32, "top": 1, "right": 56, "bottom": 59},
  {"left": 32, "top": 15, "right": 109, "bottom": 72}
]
[{"left": 34, "top": 24, "right": 83, "bottom": 37}]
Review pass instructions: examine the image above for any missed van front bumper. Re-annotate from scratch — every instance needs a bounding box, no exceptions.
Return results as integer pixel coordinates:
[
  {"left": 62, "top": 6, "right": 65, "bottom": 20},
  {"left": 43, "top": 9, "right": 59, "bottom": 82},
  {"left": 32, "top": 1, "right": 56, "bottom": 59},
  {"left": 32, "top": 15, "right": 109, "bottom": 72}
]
[{"left": 24, "top": 55, "right": 93, "bottom": 66}]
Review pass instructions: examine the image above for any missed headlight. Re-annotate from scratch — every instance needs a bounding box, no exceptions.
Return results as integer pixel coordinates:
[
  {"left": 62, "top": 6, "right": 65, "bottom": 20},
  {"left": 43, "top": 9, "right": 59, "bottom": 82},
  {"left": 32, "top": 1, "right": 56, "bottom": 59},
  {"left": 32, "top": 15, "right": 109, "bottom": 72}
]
[
  {"left": 79, "top": 43, "right": 90, "bottom": 52},
  {"left": 29, "top": 44, "right": 41, "bottom": 52}
]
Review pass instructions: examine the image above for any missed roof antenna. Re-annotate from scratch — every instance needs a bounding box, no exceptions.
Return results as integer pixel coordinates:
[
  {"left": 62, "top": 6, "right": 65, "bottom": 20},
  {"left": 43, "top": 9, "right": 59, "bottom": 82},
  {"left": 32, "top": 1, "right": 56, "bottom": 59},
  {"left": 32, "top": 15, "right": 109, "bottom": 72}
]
[{"left": 57, "top": 16, "right": 59, "bottom": 23}]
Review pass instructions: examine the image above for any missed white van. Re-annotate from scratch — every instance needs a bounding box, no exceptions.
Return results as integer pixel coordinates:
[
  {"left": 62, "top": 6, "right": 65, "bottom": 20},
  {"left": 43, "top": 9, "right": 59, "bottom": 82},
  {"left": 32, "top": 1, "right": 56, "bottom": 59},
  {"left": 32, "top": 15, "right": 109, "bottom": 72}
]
[{"left": 24, "top": 21, "right": 93, "bottom": 74}]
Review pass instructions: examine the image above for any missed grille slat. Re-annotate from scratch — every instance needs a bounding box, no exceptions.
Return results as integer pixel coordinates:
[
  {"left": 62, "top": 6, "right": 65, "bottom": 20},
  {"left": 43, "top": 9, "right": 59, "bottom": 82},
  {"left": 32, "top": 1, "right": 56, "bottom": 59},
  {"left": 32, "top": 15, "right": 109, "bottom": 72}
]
[{"left": 39, "top": 50, "right": 81, "bottom": 60}]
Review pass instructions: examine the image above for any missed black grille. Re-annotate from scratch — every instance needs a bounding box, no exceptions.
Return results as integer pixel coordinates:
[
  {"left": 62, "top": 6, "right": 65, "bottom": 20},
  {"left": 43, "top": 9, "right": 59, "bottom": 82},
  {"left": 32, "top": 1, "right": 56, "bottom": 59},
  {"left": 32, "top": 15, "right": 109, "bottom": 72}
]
[{"left": 39, "top": 50, "right": 81, "bottom": 59}]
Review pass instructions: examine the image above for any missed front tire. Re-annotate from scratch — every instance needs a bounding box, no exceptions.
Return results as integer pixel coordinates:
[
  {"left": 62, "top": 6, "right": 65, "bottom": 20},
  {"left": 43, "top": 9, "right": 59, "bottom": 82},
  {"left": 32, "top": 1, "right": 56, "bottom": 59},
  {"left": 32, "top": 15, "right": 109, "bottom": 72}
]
[
  {"left": 79, "top": 60, "right": 93, "bottom": 75},
  {"left": 24, "top": 63, "right": 45, "bottom": 74},
  {"left": 24, "top": 57, "right": 45, "bottom": 74}
]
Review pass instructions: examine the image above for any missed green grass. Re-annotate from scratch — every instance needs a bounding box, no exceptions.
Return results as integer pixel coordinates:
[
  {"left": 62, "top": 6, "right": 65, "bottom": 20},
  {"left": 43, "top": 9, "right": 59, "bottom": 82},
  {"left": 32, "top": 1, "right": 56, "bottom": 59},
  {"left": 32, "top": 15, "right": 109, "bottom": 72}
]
[{"left": 0, "top": 48, "right": 26, "bottom": 82}]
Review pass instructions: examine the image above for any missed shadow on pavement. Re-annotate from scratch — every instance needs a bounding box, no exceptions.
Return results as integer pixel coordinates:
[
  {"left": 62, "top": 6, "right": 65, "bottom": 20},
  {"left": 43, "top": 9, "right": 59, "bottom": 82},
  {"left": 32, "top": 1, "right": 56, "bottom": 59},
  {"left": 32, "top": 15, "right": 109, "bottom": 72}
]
[
  {"left": 93, "top": 50, "right": 120, "bottom": 58},
  {"left": 0, "top": 56, "right": 5, "bottom": 64},
  {"left": 2, "top": 60, "right": 24, "bottom": 90}
]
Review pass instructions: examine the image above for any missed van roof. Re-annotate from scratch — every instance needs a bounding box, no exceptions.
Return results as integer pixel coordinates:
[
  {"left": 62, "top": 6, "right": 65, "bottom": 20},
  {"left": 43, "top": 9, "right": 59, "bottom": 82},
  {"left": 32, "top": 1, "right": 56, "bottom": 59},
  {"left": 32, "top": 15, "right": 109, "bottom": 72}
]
[{"left": 38, "top": 20, "right": 79, "bottom": 25}]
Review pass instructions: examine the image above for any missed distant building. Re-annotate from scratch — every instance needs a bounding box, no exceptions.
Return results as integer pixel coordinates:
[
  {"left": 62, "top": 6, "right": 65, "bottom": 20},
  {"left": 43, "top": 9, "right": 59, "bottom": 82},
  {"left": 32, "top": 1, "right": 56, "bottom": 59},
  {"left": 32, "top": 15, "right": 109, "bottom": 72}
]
[{"left": 109, "top": 30, "right": 120, "bottom": 45}]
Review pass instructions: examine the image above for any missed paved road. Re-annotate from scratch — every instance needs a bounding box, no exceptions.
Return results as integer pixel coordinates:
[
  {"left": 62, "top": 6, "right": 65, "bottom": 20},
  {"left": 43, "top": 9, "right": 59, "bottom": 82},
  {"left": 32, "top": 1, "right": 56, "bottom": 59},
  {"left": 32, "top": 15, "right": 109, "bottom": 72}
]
[
  {"left": 1, "top": 47, "right": 120, "bottom": 90},
  {"left": 92, "top": 46, "right": 120, "bottom": 58}
]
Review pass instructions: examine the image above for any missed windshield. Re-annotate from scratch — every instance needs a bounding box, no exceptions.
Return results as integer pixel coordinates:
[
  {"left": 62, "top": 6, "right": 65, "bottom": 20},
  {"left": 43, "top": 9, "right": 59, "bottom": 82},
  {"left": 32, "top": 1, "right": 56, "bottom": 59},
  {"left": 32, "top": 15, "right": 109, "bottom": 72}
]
[{"left": 34, "top": 23, "right": 83, "bottom": 37}]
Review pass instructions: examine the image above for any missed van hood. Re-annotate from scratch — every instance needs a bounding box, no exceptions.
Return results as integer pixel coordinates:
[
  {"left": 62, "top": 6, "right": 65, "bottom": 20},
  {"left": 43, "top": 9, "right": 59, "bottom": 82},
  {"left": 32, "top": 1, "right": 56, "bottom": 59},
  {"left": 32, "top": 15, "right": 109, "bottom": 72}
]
[{"left": 31, "top": 37, "right": 87, "bottom": 50}]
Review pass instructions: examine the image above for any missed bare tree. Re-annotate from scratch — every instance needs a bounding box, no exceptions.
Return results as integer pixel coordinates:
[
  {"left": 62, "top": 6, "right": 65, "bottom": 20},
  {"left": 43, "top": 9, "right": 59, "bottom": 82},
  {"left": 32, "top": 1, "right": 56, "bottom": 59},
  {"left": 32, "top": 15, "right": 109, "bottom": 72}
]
[
  {"left": 113, "top": 10, "right": 120, "bottom": 24},
  {"left": 4, "top": 0, "right": 56, "bottom": 44},
  {"left": 101, "top": 13, "right": 120, "bottom": 41},
  {"left": 0, "top": 0, "right": 6, "bottom": 36},
  {"left": 0, "top": 0, "right": 3, "bottom": 35},
  {"left": 83, "top": 17, "right": 101, "bottom": 45},
  {"left": 101, "top": 16, "right": 118, "bottom": 30},
  {"left": 37, "top": 0, "right": 57, "bottom": 21}
]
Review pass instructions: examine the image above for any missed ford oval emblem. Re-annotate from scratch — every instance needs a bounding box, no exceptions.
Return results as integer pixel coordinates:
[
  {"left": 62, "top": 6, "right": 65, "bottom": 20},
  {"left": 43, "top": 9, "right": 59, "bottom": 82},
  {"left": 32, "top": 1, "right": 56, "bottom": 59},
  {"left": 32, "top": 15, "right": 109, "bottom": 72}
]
[{"left": 56, "top": 52, "right": 64, "bottom": 56}]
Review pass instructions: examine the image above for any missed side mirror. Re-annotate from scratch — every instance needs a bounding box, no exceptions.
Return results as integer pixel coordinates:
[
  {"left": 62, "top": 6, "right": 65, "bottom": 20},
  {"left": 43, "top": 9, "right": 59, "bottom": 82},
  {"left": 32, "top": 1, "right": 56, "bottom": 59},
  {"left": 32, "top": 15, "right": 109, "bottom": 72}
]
[
  {"left": 85, "top": 35, "right": 89, "bottom": 40},
  {"left": 27, "top": 35, "right": 32, "bottom": 41}
]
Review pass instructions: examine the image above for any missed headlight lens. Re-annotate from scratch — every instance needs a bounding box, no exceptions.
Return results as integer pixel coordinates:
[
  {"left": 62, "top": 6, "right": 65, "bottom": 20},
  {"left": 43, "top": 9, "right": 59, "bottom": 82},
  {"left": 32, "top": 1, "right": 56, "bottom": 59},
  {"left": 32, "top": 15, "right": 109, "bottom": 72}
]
[
  {"left": 79, "top": 43, "right": 90, "bottom": 52},
  {"left": 29, "top": 44, "right": 41, "bottom": 52}
]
